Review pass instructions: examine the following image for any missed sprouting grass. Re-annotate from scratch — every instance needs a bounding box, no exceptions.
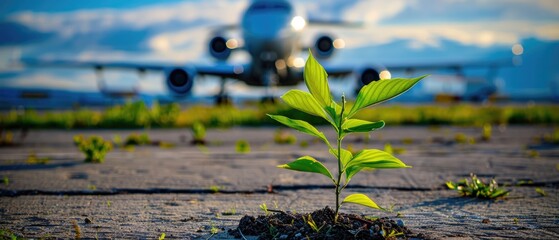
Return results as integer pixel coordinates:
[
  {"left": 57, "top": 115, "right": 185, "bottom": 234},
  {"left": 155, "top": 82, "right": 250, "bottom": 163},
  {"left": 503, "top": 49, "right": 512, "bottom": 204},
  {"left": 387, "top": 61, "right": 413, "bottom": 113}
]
[
  {"left": 124, "top": 133, "right": 150, "bottom": 146},
  {"left": 209, "top": 185, "right": 221, "bottom": 193},
  {"left": 446, "top": 173, "right": 509, "bottom": 199},
  {"left": 235, "top": 140, "right": 250, "bottom": 153},
  {"left": 159, "top": 233, "right": 166, "bottom": 240},
  {"left": 74, "top": 135, "right": 113, "bottom": 163},
  {"left": 26, "top": 152, "right": 50, "bottom": 164},
  {"left": 273, "top": 129, "right": 297, "bottom": 145},
  {"left": 1, "top": 102, "right": 558, "bottom": 130},
  {"left": 2, "top": 176, "right": 8, "bottom": 186},
  {"left": 535, "top": 188, "right": 546, "bottom": 196}
]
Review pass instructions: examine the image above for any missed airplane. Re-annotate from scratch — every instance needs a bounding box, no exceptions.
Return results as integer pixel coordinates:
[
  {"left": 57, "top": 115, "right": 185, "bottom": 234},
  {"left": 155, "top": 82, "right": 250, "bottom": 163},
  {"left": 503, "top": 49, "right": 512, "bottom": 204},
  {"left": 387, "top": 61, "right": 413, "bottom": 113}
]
[{"left": 18, "top": 0, "right": 510, "bottom": 105}]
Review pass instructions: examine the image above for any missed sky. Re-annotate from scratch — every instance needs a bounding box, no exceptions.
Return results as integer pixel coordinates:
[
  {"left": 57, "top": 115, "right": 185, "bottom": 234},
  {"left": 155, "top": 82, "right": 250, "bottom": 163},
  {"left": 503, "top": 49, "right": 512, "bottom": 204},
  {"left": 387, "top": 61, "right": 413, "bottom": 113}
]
[{"left": 0, "top": 0, "right": 558, "bottom": 100}]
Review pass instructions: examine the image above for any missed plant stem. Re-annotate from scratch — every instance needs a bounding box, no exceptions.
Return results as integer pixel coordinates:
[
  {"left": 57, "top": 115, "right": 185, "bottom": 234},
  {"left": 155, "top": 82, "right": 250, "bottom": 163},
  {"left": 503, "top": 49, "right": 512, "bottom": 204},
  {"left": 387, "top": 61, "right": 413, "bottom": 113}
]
[{"left": 334, "top": 95, "right": 346, "bottom": 222}]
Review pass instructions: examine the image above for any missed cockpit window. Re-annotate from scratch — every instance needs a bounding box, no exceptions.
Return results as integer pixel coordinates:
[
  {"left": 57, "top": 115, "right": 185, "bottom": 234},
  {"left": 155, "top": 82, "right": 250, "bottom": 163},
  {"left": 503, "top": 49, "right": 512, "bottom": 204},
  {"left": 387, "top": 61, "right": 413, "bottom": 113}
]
[{"left": 249, "top": 2, "right": 291, "bottom": 11}]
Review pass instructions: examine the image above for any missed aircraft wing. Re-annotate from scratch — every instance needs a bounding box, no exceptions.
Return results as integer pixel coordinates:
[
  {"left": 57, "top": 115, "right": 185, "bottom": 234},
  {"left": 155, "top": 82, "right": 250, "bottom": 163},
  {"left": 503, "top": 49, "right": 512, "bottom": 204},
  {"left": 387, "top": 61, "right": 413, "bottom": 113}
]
[{"left": 19, "top": 58, "right": 245, "bottom": 80}]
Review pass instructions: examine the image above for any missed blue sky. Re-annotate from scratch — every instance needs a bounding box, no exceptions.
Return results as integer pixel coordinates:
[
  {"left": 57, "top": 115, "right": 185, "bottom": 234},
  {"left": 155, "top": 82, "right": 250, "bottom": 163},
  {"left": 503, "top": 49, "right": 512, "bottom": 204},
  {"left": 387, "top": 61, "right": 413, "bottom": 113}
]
[{"left": 0, "top": 0, "right": 558, "bottom": 98}]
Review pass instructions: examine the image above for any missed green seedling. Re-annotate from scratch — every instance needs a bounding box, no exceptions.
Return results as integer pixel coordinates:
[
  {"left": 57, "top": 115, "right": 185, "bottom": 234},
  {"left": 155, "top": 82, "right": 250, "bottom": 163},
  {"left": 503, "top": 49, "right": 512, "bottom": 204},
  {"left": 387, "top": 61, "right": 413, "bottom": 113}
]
[
  {"left": 191, "top": 121, "right": 207, "bottom": 145},
  {"left": 384, "top": 143, "right": 406, "bottom": 155},
  {"left": 159, "top": 233, "right": 166, "bottom": 240},
  {"left": 446, "top": 173, "right": 509, "bottom": 199},
  {"left": 304, "top": 214, "right": 324, "bottom": 233},
  {"left": 124, "top": 133, "right": 150, "bottom": 146},
  {"left": 113, "top": 134, "right": 122, "bottom": 146},
  {"left": 481, "top": 123, "right": 492, "bottom": 141},
  {"left": 274, "top": 129, "right": 297, "bottom": 145},
  {"left": 259, "top": 203, "right": 269, "bottom": 216},
  {"left": 158, "top": 142, "right": 176, "bottom": 149},
  {"left": 74, "top": 135, "right": 113, "bottom": 163},
  {"left": 221, "top": 207, "right": 237, "bottom": 216},
  {"left": 535, "top": 187, "right": 546, "bottom": 196},
  {"left": 236, "top": 140, "right": 250, "bottom": 153},
  {"left": 3, "top": 176, "right": 8, "bottom": 186},
  {"left": 88, "top": 184, "right": 97, "bottom": 191},
  {"left": 527, "top": 150, "right": 539, "bottom": 158},
  {"left": 268, "top": 51, "right": 425, "bottom": 220},
  {"left": 513, "top": 218, "right": 519, "bottom": 224},
  {"left": 107, "top": 201, "right": 111, "bottom": 207},
  {"left": 26, "top": 152, "right": 50, "bottom": 165},
  {"left": 455, "top": 132, "right": 475, "bottom": 144},
  {"left": 209, "top": 185, "right": 221, "bottom": 193}
]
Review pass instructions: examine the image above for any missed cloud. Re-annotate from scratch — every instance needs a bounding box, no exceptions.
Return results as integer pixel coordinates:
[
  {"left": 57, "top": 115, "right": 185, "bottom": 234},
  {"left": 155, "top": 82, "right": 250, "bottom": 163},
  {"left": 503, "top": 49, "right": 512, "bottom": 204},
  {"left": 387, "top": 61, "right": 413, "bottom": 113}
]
[
  {"left": 1, "top": 70, "right": 97, "bottom": 90},
  {"left": 9, "top": 1, "right": 248, "bottom": 38},
  {"left": 342, "top": 0, "right": 407, "bottom": 24}
]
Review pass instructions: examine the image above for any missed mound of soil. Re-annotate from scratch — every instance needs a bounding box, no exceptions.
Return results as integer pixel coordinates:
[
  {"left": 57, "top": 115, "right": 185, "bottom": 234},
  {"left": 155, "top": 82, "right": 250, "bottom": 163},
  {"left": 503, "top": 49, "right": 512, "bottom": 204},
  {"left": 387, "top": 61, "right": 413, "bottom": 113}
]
[{"left": 229, "top": 206, "right": 416, "bottom": 239}]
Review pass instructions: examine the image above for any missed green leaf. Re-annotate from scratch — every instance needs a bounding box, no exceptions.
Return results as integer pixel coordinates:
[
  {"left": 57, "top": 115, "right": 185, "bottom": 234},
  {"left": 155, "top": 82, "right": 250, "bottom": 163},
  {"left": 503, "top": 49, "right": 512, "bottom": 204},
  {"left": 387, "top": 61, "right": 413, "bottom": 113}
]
[
  {"left": 281, "top": 90, "right": 330, "bottom": 122},
  {"left": 277, "top": 156, "right": 334, "bottom": 181},
  {"left": 342, "top": 193, "right": 383, "bottom": 210},
  {"left": 342, "top": 119, "right": 385, "bottom": 134},
  {"left": 329, "top": 148, "right": 353, "bottom": 169},
  {"left": 348, "top": 75, "right": 427, "bottom": 118},
  {"left": 345, "top": 149, "right": 410, "bottom": 183},
  {"left": 304, "top": 50, "right": 332, "bottom": 107},
  {"left": 267, "top": 114, "right": 332, "bottom": 149}
]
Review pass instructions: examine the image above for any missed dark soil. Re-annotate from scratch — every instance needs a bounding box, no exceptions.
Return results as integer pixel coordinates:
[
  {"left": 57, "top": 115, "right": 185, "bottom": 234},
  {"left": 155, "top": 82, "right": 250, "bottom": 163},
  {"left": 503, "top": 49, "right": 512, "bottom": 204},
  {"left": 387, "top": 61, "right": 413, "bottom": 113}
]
[{"left": 229, "top": 206, "right": 417, "bottom": 240}]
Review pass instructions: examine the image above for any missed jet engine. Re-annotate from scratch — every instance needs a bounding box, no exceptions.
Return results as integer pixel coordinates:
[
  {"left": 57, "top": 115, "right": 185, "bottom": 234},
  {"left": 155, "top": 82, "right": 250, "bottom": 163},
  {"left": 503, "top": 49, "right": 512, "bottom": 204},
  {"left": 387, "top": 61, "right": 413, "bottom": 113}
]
[
  {"left": 354, "top": 67, "right": 380, "bottom": 95},
  {"left": 208, "top": 36, "right": 232, "bottom": 60},
  {"left": 165, "top": 67, "right": 196, "bottom": 97},
  {"left": 313, "top": 35, "right": 335, "bottom": 59}
]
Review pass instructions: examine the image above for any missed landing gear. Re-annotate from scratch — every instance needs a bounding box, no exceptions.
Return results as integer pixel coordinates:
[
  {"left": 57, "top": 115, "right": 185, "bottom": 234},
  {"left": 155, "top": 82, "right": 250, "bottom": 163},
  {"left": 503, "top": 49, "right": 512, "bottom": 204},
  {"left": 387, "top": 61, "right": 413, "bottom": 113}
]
[
  {"left": 261, "top": 69, "right": 278, "bottom": 104},
  {"left": 215, "top": 77, "right": 232, "bottom": 105}
]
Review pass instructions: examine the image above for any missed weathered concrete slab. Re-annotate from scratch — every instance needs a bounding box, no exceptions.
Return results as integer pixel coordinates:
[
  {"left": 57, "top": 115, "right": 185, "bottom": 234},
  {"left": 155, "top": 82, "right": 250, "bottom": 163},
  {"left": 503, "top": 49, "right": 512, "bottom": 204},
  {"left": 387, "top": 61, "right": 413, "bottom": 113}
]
[{"left": 0, "top": 126, "right": 558, "bottom": 239}]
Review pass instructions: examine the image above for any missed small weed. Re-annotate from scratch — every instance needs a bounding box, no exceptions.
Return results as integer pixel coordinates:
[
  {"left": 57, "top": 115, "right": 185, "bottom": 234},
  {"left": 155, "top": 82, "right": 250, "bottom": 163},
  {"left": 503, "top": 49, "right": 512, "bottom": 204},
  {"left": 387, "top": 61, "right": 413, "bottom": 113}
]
[
  {"left": 74, "top": 135, "right": 113, "bottom": 163},
  {"left": 384, "top": 143, "right": 406, "bottom": 155},
  {"left": 455, "top": 133, "right": 475, "bottom": 144},
  {"left": 159, "top": 233, "right": 165, "bottom": 240},
  {"left": 259, "top": 203, "right": 269, "bottom": 216},
  {"left": 87, "top": 184, "right": 97, "bottom": 191},
  {"left": 124, "top": 133, "right": 150, "bottom": 146},
  {"left": 112, "top": 134, "right": 122, "bottom": 146},
  {"left": 3, "top": 176, "right": 9, "bottom": 186},
  {"left": 402, "top": 138, "right": 414, "bottom": 144},
  {"left": 209, "top": 223, "right": 219, "bottom": 237},
  {"left": 221, "top": 207, "right": 237, "bottom": 216},
  {"left": 209, "top": 185, "right": 221, "bottom": 193},
  {"left": 535, "top": 187, "right": 546, "bottom": 196},
  {"left": 158, "top": 142, "right": 176, "bottom": 149},
  {"left": 304, "top": 214, "right": 323, "bottom": 233},
  {"left": 107, "top": 201, "right": 111, "bottom": 207},
  {"left": 26, "top": 152, "right": 50, "bottom": 164},
  {"left": 446, "top": 173, "right": 509, "bottom": 199},
  {"left": 191, "top": 121, "right": 207, "bottom": 145},
  {"left": 0, "top": 228, "right": 20, "bottom": 240},
  {"left": 527, "top": 150, "right": 539, "bottom": 158},
  {"left": 235, "top": 140, "right": 250, "bottom": 153},
  {"left": 481, "top": 123, "right": 492, "bottom": 141},
  {"left": 513, "top": 218, "right": 519, "bottom": 224},
  {"left": 274, "top": 129, "right": 297, "bottom": 145}
]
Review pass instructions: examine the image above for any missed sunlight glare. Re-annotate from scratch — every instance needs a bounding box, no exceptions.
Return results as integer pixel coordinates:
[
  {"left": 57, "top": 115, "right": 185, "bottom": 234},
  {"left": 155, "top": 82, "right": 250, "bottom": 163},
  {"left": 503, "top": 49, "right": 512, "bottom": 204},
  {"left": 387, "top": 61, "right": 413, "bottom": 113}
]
[
  {"left": 379, "top": 70, "right": 391, "bottom": 80},
  {"left": 291, "top": 16, "right": 306, "bottom": 31}
]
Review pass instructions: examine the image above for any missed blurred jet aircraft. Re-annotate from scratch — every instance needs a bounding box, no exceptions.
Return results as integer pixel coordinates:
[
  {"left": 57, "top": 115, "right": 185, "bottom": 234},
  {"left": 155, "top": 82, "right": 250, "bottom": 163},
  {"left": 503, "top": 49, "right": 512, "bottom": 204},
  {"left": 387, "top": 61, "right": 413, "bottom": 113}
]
[{"left": 20, "top": 0, "right": 508, "bottom": 104}]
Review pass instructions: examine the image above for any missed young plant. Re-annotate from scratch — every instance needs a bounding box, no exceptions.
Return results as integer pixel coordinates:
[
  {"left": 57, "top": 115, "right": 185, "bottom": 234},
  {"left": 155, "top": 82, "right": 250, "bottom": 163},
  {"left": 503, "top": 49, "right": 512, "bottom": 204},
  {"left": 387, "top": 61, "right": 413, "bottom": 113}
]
[
  {"left": 74, "top": 135, "right": 113, "bottom": 163},
  {"left": 446, "top": 173, "right": 509, "bottom": 199},
  {"left": 236, "top": 139, "right": 250, "bottom": 153},
  {"left": 268, "top": 52, "right": 425, "bottom": 220},
  {"left": 190, "top": 121, "right": 207, "bottom": 145}
]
